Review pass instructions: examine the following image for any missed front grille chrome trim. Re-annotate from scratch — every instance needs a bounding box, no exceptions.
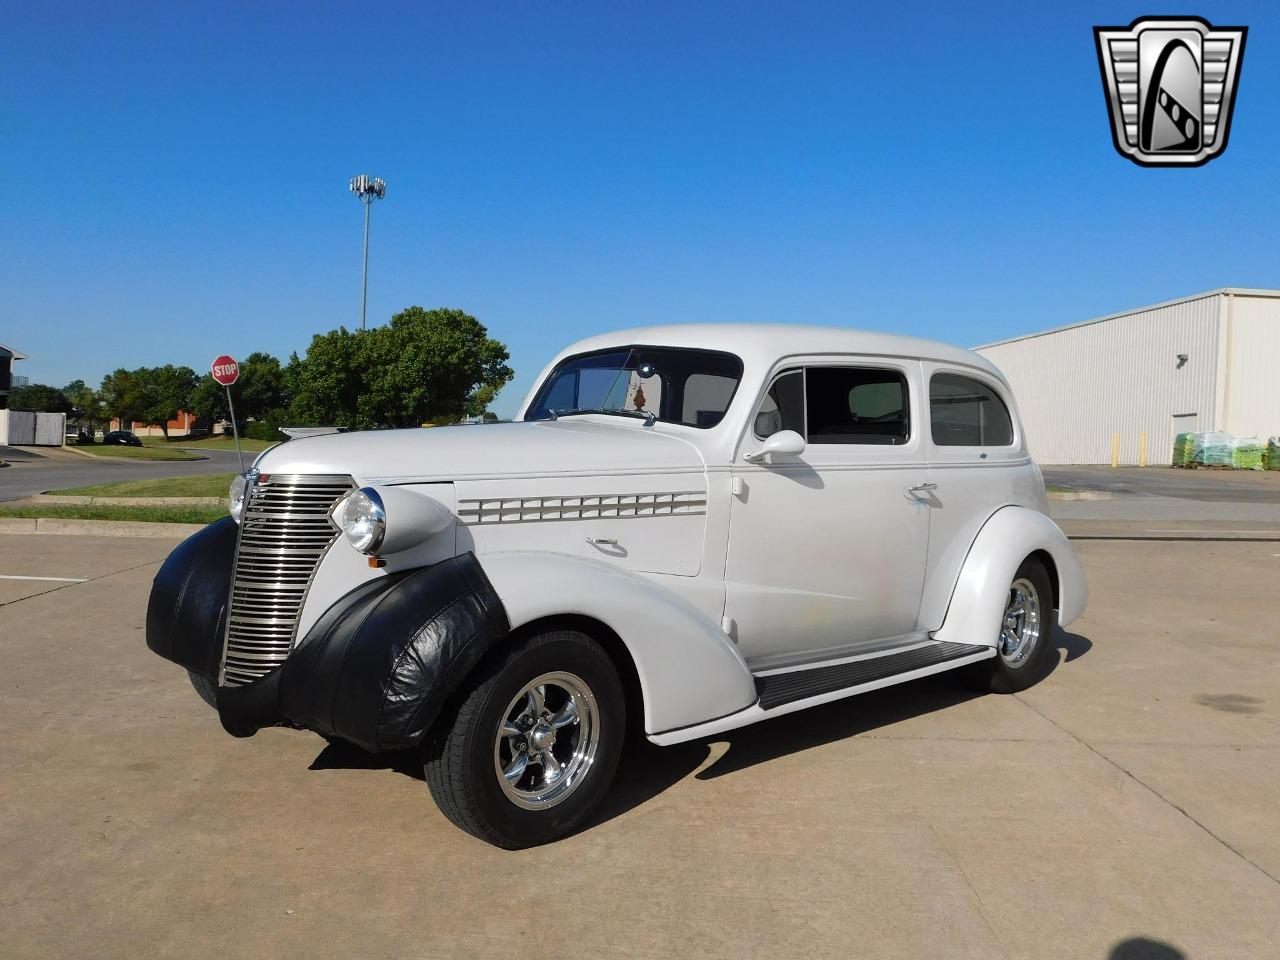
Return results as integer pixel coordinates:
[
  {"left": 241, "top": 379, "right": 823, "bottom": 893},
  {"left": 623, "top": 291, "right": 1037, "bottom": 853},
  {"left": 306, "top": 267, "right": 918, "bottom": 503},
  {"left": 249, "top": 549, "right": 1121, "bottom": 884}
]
[{"left": 219, "top": 473, "right": 353, "bottom": 686}]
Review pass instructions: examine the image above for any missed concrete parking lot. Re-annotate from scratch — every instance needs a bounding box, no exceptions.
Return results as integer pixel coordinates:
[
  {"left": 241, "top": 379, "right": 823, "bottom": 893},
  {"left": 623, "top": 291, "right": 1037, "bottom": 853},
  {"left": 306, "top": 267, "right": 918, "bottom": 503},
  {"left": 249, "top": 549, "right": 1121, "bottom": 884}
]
[{"left": 1, "top": 534, "right": 1278, "bottom": 959}]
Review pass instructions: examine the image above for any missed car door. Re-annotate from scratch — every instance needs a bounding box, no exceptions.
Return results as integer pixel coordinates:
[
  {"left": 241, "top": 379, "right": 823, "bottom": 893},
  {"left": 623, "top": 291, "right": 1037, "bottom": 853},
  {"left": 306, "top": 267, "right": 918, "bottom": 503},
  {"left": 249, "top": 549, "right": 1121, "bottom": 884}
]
[
  {"left": 724, "top": 359, "right": 931, "bottom": 670},
  {"left": 917, "top": 364, "right": 1031, "bottom": 631}
]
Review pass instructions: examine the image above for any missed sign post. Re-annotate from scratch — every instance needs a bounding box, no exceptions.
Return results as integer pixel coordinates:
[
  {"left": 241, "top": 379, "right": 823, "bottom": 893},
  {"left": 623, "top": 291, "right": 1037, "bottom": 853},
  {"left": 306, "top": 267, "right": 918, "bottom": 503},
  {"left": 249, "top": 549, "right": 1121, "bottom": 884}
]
[{"left": 211, "top": 355, "right": 245, "bottom": 473}]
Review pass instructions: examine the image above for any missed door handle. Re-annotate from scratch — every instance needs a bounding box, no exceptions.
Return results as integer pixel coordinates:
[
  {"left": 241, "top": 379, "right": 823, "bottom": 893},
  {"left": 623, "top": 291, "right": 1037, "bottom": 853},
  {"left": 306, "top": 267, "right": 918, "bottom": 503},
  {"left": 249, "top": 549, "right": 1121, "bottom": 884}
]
[
  {"left": 906, "top": 482, "right": 937, "bottom": 503},
  {"left": 585, "top": 537, "right": 619, "bottom": 546}
]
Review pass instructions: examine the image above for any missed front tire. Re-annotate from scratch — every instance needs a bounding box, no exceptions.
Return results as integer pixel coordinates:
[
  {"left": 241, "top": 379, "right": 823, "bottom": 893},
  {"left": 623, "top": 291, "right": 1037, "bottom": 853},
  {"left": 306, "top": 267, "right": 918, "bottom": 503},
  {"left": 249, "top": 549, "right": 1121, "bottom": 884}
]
[
  {"left": 424, "top": 630, "right": 625, "bottom": 849},
  {"left": 966, "top": 557, "right": 1056, "bottom": 694},
  {"left": 187, "top": 670, "right": 217, "bottom": 709}
]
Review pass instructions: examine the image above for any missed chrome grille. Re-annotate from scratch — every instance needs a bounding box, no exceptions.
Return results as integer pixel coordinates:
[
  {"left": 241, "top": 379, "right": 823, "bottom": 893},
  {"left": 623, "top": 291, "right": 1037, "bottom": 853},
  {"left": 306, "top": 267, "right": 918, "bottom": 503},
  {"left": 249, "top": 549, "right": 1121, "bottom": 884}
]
[{"left": 221, "top": 473, "right": 353, "bottom": 686}]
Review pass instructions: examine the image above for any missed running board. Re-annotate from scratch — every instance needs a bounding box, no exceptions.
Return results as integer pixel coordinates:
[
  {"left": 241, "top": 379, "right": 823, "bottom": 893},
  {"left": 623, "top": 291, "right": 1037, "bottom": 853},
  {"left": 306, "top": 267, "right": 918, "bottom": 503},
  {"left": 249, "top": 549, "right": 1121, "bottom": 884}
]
[
  {"left": 754, "top": 641, "right": 991, "bottom": 710},
  {"left": 647, "top": 642, "right": 996, "bottom": 747}
]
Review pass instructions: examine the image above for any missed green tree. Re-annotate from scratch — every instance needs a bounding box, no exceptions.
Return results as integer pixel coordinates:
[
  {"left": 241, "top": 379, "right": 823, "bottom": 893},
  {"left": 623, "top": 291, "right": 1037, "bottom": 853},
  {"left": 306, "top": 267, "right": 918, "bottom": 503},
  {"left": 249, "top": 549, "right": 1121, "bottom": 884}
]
[
  {"left": 140, "top": 365, "right": 199, "bottom": 437},
  {"left": 191, "top": 373, "right": 228, "bottom": 428},
  {"left": 8, "top": 383, "right": 72, "bottom": 413},
  {"left": 288, "top": 308, "right": 512, "bottom": 429},
  {"left": 98, "top": 366, "right": 197, "bottom": 436},
  {"left": 359, "top": 307, "right": 513, "bottom": 427},
  {"left": 63, "top": 379, "right": 105, "bottom": 433},
  {"left": 99, "top": 369, "right": 148, "bottom": 428},
  {"left": 288, "top": 328, "right": 366, "bottom": 428},
  {"left": 190, "top": 352, "right": 287, "bottom": 430}
]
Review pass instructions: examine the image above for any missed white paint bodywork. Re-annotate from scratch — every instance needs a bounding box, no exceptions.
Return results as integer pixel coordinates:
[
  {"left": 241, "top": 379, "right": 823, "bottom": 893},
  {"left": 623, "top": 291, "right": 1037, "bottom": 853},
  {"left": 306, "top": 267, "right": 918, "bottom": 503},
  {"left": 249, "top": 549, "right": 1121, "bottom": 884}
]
[{"left": 253, "top": 323, "right": 1087, "bottom": 742}]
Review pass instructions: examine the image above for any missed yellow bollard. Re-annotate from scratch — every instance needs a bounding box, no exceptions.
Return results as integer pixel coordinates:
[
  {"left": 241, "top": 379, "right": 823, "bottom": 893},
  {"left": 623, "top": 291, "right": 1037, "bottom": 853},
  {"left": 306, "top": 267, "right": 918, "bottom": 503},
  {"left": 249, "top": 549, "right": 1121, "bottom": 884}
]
[
  {"left": 1111, "top": 433, "right": 1120, "bottom": 468},
  {"left": 1139, "top": 431, "right": 1148, "bottom": 467}
]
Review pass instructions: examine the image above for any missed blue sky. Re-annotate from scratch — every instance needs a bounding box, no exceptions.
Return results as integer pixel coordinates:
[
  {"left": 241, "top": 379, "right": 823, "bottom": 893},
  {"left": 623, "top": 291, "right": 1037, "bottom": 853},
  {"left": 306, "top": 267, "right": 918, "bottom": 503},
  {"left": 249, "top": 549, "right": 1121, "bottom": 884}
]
[{"left": 3, "top": 1, "right": 1276, "bottom": 417}]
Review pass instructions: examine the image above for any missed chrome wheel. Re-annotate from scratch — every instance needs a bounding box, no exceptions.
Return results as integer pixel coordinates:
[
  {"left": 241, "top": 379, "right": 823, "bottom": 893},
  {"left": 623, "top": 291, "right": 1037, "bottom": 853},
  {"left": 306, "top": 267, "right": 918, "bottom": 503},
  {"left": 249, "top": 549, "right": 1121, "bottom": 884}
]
[
  {"left": 493, "top": 671, "right": 601, "bottom": 811},
  {"left": 999, "top": 577, "right": 1042, "bottom": 667}
]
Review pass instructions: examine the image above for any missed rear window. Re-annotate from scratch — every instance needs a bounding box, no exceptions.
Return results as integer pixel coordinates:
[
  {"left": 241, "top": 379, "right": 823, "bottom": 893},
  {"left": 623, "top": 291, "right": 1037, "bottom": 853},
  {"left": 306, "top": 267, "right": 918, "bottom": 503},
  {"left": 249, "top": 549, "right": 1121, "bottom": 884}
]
[{"left": 929, "top": 373, "right": 1014, "bottom": 446}]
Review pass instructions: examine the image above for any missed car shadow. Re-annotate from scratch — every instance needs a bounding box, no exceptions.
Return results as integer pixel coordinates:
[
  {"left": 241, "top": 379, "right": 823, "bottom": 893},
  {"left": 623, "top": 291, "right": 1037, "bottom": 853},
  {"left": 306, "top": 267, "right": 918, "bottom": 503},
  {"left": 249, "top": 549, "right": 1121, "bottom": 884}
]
[
  {"left": 308, "top": 627, "right": 1094, "bottom": 835},
  {"left": 1046, "top": 630, "right": 1092, "bottom": 674},
  {"left": 308, "top": 738, "right": 426, "bottom": 781},
  {"left": 588, "top": 626, "right": 1093, "bottom": 829},
  {"left": 1108, "top": 938, "right": 1186, "bottom": 960}
]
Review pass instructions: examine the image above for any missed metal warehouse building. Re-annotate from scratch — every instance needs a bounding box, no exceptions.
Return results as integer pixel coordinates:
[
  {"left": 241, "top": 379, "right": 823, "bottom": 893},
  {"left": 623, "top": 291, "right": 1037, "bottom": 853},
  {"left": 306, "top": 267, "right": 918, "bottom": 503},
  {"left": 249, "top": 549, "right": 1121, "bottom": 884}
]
[{"left": 974, "top": 288, "right": 1280, "bottom": 465}]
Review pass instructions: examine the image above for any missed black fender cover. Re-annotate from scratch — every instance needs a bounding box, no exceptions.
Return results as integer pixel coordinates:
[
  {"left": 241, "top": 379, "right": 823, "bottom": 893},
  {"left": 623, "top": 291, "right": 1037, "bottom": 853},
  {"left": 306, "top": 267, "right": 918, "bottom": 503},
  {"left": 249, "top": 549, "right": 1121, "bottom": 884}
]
[
  {"left": 145, "top": 517, "right": 236, "bottom": 681},
  {"left": 278, "top": 553, "right": 510, "bottom": 753}
]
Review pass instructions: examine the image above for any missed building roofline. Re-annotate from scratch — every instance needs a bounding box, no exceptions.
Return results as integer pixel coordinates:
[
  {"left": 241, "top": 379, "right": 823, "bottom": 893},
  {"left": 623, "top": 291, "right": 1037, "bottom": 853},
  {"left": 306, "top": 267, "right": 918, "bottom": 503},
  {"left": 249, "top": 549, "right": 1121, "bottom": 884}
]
[
  {"left": 0, "top": 343, "right": 28, "bottom": 360},
  {"left": 972, "top": 287, "right": 1280, "bottom": 351}
]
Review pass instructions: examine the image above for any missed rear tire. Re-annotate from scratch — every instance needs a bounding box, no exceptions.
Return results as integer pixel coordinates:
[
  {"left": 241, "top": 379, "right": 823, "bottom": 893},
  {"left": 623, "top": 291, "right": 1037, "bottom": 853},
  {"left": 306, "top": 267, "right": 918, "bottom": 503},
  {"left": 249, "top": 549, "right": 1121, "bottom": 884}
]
[
  {"left": 424, "top": 630, "right": 625, "bottom": 849},
  {"left": 966, "top": 557, "right": 1056, "bottom": 694}
]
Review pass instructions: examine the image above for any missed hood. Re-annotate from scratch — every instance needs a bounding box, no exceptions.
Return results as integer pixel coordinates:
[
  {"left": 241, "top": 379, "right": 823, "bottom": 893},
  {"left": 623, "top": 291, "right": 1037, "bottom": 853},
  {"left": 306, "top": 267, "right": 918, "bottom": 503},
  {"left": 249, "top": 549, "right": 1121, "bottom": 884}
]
[{"left": 253, "top": 418, "right": 706, "bottom": 484}]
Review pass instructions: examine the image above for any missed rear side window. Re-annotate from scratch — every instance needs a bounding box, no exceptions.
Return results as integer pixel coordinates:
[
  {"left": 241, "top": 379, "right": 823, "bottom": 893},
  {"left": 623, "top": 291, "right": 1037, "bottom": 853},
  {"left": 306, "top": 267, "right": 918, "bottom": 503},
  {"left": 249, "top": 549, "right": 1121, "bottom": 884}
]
[
  {"left": 805, "top": 367, "right": 909, "bottom": 445},
  {"left": 930, "top": 373, "right": 1014, "bottom": 446}
]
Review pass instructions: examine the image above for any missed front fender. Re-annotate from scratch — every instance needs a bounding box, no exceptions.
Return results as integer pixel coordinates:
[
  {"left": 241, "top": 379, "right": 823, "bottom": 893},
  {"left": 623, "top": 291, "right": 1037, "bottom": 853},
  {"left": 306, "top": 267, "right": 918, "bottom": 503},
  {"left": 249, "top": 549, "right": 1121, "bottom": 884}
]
[
  {"left": 932, "top": 506, "right": 1087, "bottom": 649},
  {"left": 277, "top": 553, "right": 509, "bottom": 752},
  {"left": 479, "top": 551, "right": 757, "bottom": 736}
]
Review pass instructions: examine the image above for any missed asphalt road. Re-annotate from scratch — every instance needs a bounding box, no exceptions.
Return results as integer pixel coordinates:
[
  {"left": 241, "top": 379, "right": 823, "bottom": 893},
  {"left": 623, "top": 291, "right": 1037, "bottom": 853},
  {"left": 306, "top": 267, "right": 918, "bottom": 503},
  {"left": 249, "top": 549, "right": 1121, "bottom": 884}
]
[
  {"left": 2, "top": 535, "right": 1277, "bottom": 959},
  {"left": 1043, "top": 464, "right": 1280, "bottom": 503},
  {"left": 0, "top": 446, "right": 243, "bottom": 500}
]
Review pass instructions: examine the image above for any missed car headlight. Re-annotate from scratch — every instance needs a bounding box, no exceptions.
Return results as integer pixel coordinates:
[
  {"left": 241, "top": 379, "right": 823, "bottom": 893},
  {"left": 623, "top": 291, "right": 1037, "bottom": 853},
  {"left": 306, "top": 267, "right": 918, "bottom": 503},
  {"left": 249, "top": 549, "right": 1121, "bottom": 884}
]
[
  {"left": 342, "top": 487, "right": 387, "bottom": 554},
  {"left": 228, "top": 474, "right": 249, "bottom": 523}
]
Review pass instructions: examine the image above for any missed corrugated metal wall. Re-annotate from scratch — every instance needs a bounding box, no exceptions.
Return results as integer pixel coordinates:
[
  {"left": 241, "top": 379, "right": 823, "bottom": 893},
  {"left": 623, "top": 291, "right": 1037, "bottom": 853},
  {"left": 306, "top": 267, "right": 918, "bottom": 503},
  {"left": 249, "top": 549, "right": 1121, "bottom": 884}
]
[
  {"left": 975, "top": 293, "right": 1222, "bottom": 465},
  {"left": 1221, "top": 294, "right": 1280, "bottom": 442}
]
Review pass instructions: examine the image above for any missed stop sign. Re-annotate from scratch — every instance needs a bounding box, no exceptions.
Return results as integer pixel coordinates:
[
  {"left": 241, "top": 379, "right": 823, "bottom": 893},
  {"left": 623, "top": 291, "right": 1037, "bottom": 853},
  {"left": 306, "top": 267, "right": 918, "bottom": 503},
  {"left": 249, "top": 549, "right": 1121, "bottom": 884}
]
[{"left": 211, "top": 355, "right": 240, "bottom": 386}]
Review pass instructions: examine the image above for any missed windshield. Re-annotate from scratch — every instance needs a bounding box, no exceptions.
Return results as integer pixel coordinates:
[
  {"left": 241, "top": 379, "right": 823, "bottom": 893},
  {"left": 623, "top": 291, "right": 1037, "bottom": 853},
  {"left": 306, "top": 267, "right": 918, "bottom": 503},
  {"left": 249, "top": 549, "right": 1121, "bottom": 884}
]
[{"left": 525, "top": 346, "right": 744, "bottom": 428}]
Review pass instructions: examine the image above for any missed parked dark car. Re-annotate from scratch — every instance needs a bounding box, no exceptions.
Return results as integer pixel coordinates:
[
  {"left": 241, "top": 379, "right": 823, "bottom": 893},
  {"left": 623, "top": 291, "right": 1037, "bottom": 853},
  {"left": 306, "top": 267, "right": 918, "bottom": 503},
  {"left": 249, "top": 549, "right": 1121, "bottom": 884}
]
[{"left": 102, "top": 430, "right": 143, "bottom": 447}]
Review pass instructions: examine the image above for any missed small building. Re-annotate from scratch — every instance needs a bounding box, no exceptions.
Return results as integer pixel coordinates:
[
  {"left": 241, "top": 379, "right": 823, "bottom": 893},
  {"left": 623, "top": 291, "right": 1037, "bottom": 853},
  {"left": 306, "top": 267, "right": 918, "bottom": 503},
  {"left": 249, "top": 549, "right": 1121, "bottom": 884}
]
[
  {"left": 974, "top": 289, "right": 1280, "bottom": 465},
  {"left": 110, "top": 410, "right": 200, "bottom": 437},
  {"left": 0, "top": 343, "right": 28, "bottom": 410}
]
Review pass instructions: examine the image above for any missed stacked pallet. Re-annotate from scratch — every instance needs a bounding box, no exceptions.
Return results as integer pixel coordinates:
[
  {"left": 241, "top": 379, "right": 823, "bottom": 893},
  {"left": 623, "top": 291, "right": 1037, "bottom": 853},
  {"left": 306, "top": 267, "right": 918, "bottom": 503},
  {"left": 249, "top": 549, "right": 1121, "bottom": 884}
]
[
  {"left": 1171, "top": 432, "right": 1196, "bottom": 467},
  {"left": 1265, "top": 437, "right": 1280, "bottom": 471},
  {"left": 1172, "top": 431, "right": 1272, "bottom": 470}
]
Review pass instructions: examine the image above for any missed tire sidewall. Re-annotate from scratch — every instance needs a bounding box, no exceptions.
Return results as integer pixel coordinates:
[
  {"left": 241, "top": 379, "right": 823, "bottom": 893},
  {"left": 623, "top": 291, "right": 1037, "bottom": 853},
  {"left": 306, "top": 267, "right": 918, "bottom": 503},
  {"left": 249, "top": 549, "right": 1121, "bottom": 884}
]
[
  {"left": 988, "top": 559, "right": 1056, "bottom": 693},
  {"left": 462, "top": 634, "right": 625, "bottom": 846}
]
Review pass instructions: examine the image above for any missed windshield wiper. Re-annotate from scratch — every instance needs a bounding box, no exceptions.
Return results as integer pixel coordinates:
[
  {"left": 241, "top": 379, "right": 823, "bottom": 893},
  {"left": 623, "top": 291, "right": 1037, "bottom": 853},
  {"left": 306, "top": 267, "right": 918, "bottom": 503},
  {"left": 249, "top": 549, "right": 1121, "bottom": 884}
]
[{"left": 551, "top": 408, "right": 657, "bottom": 426}]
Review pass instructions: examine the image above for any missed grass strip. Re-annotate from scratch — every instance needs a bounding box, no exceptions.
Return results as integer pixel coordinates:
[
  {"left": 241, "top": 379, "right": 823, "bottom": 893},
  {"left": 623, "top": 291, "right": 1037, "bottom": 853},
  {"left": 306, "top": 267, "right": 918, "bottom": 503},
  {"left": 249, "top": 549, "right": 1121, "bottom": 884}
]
[
  {"left": 0, "top": 504, "right": 224, "bottom": 524},
  {"left": 55, "top": 473, "right": 236, "bottom": 498},
  {"left": 140, "top": 436, "right": 275, "bottom": 452},
  {"left": 76, "top": 445, "right": 205, "bottom": 461}
]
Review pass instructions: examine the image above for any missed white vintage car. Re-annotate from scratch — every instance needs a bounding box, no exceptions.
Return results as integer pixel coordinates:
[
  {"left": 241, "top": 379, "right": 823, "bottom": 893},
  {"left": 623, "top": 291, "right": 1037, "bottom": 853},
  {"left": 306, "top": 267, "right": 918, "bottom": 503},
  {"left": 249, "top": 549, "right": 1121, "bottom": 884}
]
[{"left": 147, "top": 324, "right": 1086, "bottom": 848}]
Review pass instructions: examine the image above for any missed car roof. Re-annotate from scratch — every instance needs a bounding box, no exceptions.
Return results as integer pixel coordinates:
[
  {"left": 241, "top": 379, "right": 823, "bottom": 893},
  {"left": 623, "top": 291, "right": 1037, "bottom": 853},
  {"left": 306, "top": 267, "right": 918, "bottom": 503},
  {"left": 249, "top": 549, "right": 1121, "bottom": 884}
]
[{"left": 552, "top": 323, "right": 1004, "bottom": 379}]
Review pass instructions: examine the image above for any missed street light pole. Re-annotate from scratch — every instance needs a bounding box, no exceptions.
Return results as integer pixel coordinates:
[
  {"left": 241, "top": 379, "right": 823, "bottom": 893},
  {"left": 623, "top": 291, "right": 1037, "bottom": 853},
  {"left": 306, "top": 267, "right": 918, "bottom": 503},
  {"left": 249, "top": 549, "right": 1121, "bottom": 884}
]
[{"left": 348, "top": 174, "right": 387, "bottom": 331}]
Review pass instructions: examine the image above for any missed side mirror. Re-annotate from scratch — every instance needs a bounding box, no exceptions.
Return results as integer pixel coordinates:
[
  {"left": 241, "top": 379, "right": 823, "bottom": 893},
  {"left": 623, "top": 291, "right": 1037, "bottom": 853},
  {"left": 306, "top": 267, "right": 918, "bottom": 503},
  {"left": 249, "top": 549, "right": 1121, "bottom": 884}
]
[{"left": 743, "top": 429, "right": 806, "bottom": 464}]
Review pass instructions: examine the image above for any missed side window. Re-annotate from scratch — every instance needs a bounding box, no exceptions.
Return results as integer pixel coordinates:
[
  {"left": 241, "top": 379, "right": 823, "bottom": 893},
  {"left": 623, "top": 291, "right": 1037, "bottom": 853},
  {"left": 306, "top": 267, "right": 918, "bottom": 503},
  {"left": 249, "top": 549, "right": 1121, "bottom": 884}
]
[
  {"left": 683, "top": 373, "right": 738, "bottom": 428},
  {"left": 805, "top": 367, "right": 909, "bottom": 445},
  {"left": 929, "top": 373, "right": 1014, "bottom": 446},
  {"left": 753, "top": 370, "right": 804, "bottom": 438}
]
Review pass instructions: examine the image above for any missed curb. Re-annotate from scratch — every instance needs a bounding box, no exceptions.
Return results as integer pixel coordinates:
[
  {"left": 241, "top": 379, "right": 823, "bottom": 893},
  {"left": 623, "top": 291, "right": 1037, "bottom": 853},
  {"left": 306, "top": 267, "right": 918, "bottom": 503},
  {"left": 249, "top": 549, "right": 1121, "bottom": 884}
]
[
  {"left": 0, "top": 517, "right": 203, "bottom": 538},
  {"left": 61, "top": 446, "right": 209, "bottom": 463},
  {"left": 22, "top": 494, "right": 223, "bottom": 507},
  {"left": 1046, "top": 490, "right": 1113, "bottom": 501},
  {"left": 59, "top": 445, "right": 101, "bottom": 460}
]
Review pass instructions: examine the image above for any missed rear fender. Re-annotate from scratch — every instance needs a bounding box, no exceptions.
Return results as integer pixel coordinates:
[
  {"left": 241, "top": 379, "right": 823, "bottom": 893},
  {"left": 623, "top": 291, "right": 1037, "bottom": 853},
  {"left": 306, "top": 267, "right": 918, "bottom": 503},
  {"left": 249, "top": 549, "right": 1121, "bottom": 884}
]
[
  {"left": 932, "top": 506, "right": 1087, "bottom": 649},
  {"left": 479, "top": 552, "right": 757, "bottom": 735}
]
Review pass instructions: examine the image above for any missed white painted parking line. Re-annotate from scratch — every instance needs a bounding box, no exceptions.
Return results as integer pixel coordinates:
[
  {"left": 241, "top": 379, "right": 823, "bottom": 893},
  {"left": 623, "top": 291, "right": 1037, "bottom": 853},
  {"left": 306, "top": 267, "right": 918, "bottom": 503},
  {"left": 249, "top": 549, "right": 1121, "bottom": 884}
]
[
  {"left": 1142, "top": 529, "right": 1280, "bottom": 536},
  {"left": 0, "top": 575, "right": 89, "bottom": 583}
]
